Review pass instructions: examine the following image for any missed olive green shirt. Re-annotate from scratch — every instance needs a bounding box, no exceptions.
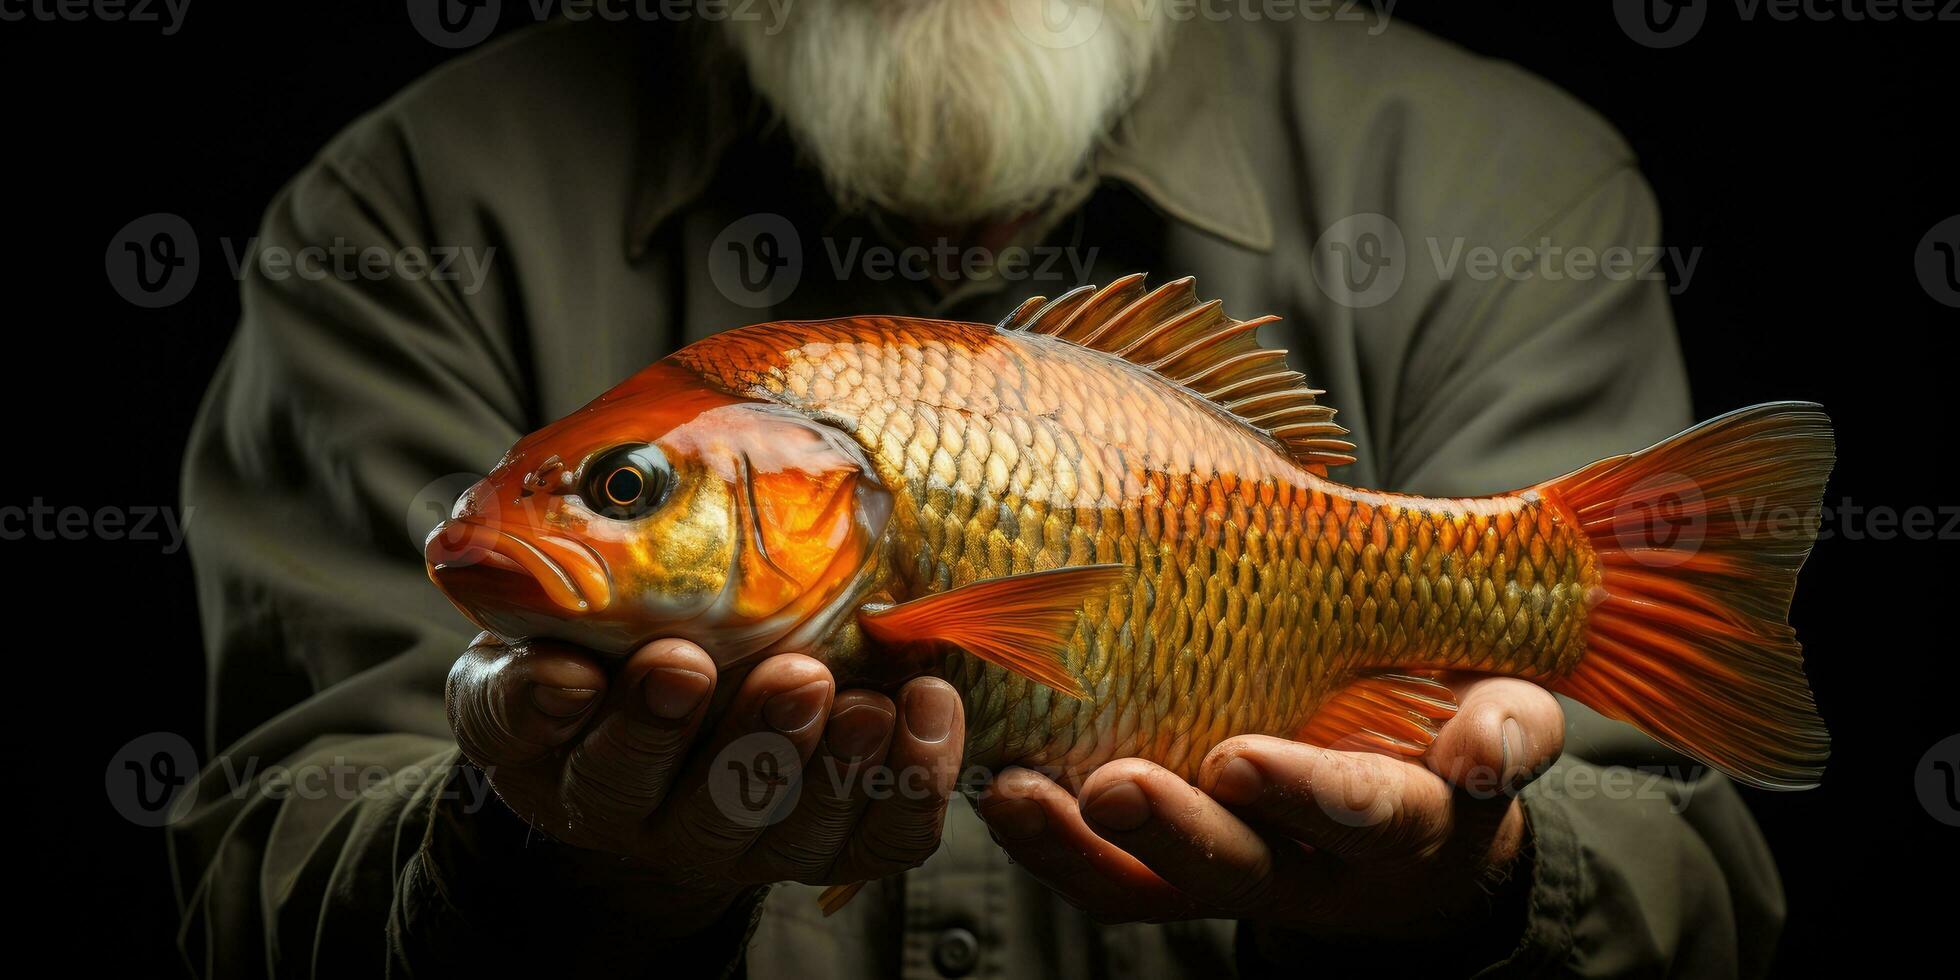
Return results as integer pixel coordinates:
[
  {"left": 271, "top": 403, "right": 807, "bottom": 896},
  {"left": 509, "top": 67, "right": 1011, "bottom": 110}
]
[{"left": 175, "top": 16, "right": 1784, "bottom": 979}]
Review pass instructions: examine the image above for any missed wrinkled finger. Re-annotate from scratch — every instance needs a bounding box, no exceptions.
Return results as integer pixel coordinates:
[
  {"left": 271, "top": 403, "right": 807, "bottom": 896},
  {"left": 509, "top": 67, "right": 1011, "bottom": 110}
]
[
  {"left": 1200, "top": 735, "right": 1454, "bottom": 863},
  {"left": 1077, "top": 758, "right": 1324, "bottom": 919},
  {"left": 446, "top": 633, "right": 606, "bottom": 770},
  {"left": 742, "top": 689, "right": 897, "bottom": 883},
  {"left": 643, "top": 653, "right": 834, "bottom": 873},
  {"left": 830, "top": 677, "right": 963, "bottom": 882},
  {"left": 974, "top": 766, "right": 1191, "bottom": 922},
  {"left": 1426, "top": 674, "right": 1564, "bottom": 796},
  {"left": 558, "top": 638, "right": 719, "bottom": 841}
]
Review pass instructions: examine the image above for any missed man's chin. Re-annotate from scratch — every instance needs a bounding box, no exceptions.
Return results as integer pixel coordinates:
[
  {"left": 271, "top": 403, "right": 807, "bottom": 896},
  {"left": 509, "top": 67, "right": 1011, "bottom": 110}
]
[{"left": 722, "top": 0, "right": 1172, "bottom": 228}]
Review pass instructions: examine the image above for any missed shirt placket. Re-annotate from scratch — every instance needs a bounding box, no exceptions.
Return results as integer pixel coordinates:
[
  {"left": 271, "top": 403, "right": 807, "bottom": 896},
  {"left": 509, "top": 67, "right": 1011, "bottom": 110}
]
[{"left": 899, "top": 809, "right": 1006, "bottom": 980}]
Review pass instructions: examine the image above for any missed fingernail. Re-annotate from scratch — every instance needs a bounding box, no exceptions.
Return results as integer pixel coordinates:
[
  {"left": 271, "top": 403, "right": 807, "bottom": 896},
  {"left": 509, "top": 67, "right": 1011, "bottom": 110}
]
[
  {"left": 1209, "top": 756, "right": 1262, "bottom": 806},
  {"left": 826, "top": 702, "right": 894, "bottom": 761},
  {"left": 644, "top": 668, "right": 711, "bottom": 720},
  {"left": 902, "top": 684, "right": 955, "bottom": 743},
  {"left": 529, "top": 684, "right": 598, "bottom": 718},
  {"left": 1082, "top": 780, "right": 1151, "bottom": 832},
  {"left": 1502, "top": 717, "right": 1528, "bottom": 790},
  {"left": 764, "top": 680, "right": 831, "bottom": 734},
  {"left": 980, "top": 798, "right": 1046, "bottom": 841}
]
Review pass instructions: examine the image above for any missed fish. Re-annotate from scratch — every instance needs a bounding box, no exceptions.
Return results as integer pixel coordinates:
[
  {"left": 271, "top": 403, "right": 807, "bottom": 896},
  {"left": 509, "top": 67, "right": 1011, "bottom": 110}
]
[{"left": 426, "top": 275, "right": 1831, "bottom": 911}]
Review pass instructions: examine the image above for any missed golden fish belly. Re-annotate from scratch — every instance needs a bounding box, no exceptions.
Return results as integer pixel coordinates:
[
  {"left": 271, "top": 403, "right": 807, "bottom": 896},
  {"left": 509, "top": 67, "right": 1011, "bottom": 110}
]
[{"left": 678, "top": 319, "right": 1599, "bottom": 782}]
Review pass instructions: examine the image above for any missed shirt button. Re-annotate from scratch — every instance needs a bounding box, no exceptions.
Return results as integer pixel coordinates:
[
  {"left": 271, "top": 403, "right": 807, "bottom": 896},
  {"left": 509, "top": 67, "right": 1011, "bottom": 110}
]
[{"left": 931, "top": 926, "right": 981, "bottom": 977}]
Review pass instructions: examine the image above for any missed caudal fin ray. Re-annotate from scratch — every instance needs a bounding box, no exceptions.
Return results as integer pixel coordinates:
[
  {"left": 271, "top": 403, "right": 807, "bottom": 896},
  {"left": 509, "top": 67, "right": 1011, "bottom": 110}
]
[{"left": 1545, "top": 402, "right": 1833, "bottom": 791}]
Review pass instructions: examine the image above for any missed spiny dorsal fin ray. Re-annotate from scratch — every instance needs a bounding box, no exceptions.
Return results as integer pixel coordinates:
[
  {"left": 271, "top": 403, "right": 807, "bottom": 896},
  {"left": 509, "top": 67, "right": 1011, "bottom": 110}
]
[
  {"left": 998, "top": 294, "right": 1050, "bottom": 331},
  {"left": 1051, "top": 275, "right": 1148, "bottom": 339},
  {"left": 998, "top": 276, "right": 1355, "bottom": 472}
]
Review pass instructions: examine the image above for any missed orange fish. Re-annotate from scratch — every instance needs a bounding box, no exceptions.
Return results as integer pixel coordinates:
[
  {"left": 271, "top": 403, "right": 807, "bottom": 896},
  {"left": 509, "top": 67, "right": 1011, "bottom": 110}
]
[{"left": 427, "top": 275, "right": 1831, "bottom": 907}]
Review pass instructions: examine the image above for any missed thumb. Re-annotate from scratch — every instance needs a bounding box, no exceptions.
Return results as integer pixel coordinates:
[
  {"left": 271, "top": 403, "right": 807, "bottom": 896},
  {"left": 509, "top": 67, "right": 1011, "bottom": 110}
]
[{"left": 447, "top": 634, "right": 606, "bottom": 769}]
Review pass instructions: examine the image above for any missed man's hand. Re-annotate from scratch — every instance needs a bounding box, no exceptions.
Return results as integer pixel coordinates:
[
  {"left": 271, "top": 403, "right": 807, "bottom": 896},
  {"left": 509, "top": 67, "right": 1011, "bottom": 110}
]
[
  {"left": 444, "top": 632, "right": 966, "bottom": 936},
  {"left": 970, "top": 675, "right": 1563, "bottom": 941}
]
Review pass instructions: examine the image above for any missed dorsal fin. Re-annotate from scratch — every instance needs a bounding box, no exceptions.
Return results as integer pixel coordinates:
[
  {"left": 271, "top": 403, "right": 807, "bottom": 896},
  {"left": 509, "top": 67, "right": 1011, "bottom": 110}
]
[{"left": 998, "top": 276, "right": 1356, "bottom": 472}]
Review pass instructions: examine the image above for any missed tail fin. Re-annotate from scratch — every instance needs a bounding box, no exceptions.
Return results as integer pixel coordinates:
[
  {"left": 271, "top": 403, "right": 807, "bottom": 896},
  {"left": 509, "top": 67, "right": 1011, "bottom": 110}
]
[{"left": 1544, "top": 402, "right": 1833, "bottom": 790}]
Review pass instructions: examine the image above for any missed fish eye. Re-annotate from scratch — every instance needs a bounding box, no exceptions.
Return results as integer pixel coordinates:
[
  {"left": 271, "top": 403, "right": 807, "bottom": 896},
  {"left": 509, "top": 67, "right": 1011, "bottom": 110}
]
[{"left": 581, "top": 444, "right": 671, "bottom": 519}]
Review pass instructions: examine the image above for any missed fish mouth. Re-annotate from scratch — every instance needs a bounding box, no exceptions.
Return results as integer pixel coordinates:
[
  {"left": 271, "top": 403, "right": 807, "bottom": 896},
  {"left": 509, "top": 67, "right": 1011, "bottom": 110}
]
[{"left": 425, "top": 519, "right": 613, "bottom": 616}]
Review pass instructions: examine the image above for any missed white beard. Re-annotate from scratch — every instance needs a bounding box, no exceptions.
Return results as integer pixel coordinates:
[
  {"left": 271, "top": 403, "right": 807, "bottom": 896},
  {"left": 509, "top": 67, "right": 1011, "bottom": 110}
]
[{"left": 722, "top": 0, "right": 1172, "bottom": 224}]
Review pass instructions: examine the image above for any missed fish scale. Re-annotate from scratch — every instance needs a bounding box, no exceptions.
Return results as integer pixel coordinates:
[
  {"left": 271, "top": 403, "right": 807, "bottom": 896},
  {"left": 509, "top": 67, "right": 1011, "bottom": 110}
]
[{"left": 678, "top": 315, "right": 1596, "bottom": 783}]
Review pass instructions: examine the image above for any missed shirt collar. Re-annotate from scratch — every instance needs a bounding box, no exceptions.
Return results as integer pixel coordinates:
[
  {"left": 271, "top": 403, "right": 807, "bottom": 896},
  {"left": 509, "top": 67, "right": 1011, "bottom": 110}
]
[
  {"left": 625, "top": 21, "right": 1272, "bottom": 259},
  {"left": 1094, "top": 22, "right": 1275, "bottom": 252}
]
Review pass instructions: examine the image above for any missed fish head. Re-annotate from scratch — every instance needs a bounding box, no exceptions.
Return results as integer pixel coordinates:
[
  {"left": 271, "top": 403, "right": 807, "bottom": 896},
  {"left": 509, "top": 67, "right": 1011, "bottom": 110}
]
[{"left": 425, "top": 361, "right": 893, "bottom": 663}]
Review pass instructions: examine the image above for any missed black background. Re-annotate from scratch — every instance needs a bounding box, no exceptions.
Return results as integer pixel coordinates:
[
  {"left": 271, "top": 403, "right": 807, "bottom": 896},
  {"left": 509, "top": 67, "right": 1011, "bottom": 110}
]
[{"left": 6, "top": 1, "right": 1952, "bottom": 973}]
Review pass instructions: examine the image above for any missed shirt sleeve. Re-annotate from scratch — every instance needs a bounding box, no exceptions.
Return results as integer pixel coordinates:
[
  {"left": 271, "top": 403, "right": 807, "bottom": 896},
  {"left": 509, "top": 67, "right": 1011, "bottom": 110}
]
[
  {"left": 1242, "top": 167, "right": 1783, "bottom": 978},
  {"left": 170, "top": 134, "right": 761, "bottom": 977}
]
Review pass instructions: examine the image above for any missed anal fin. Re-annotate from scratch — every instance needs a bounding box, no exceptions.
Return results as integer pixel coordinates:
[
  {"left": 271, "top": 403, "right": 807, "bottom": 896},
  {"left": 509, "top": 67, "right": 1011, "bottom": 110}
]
[
  {"left": 818, "top": 880, "right": 867, "bottom": 917},
  {"left": 1296, "top": 671, "right": 1459, "bottom": 757},
  {"left": 858, "top": 564, "right": 1130, "bottom": 700}
]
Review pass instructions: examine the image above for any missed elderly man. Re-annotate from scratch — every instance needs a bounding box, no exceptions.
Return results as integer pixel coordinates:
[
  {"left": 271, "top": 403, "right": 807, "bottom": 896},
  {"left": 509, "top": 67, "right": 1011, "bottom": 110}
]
[{"left": 175, "top": 3, "right": 1782, "bottom": 977}]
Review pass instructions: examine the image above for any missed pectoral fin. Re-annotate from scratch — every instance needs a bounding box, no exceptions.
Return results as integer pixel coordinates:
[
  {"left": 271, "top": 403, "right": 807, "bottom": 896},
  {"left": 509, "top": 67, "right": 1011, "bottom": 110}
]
[{"left": 857, "top": 564, "right": 1130, "bottom": 700}]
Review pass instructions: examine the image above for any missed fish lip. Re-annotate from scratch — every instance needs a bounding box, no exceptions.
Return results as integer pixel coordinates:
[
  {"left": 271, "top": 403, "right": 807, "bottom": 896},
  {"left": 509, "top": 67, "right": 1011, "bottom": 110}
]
[{"left": 425, "top": 519, "right": 613, "bottom": 614}]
